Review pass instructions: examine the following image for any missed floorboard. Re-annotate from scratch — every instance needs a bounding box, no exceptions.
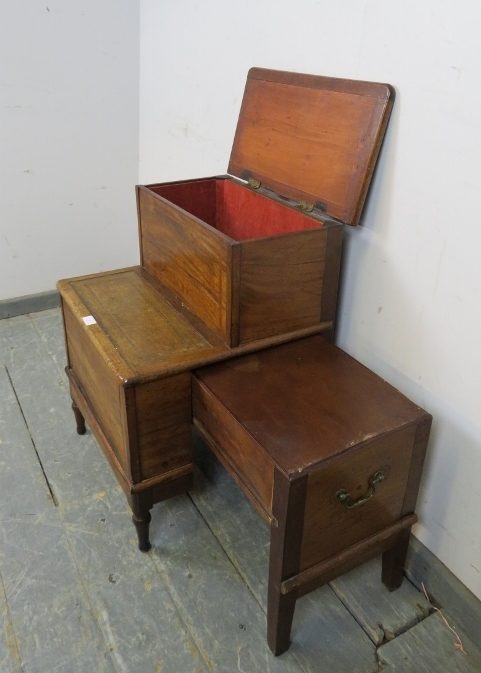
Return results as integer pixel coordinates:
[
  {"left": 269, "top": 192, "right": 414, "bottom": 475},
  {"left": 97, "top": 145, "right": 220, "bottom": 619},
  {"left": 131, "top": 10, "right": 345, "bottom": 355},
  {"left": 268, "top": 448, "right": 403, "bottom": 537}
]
[
  {"left": 330, "top": 557, "right": 431, "bottom": 644},
  {"left": 377, "top": 611, "right": 481, "bottom": 672},
  {"left": 0, "top": 366, "right": 117, "bottom": 673}
]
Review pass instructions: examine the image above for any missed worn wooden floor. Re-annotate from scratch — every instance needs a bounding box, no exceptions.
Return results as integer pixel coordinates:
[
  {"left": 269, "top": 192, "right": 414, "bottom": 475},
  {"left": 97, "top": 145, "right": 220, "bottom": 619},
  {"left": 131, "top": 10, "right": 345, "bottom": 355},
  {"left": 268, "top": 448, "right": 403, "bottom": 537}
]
[{"left": 1, "top": 308, "right": 480, "bottom": 673}]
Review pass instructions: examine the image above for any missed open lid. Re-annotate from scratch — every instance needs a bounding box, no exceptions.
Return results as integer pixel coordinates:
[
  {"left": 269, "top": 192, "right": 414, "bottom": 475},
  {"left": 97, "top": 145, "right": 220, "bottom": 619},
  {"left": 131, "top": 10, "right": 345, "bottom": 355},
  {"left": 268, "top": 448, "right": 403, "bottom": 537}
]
[{"left": 228, "top": 68, "right": 394, "bottom": 226}]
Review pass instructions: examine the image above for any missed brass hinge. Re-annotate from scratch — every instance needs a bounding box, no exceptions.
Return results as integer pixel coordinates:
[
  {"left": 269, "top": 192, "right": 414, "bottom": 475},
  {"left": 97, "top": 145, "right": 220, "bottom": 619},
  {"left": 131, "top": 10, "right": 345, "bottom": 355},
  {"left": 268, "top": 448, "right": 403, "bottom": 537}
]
[
  {"left": 298, "top": 200, "right": 314, "bottom": 213},
  {"left": 247, "top": 177, "right": 261, "bottom": 189}
]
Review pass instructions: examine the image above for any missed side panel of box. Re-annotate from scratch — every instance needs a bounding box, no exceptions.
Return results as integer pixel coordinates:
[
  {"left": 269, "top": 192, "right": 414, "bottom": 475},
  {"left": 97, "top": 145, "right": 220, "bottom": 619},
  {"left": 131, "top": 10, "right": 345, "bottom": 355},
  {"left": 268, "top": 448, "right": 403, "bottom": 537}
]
[
  {"left": 300, "top": 424, "right": 416, "bottom": 572},
  {"left": 192, "top": 376, "right": 274, "bottom": 517},
  {"left": 238, "top": 228, "right": 328, "bottom": 344},
  {"left": 63, "top": 301, "right": 129, "bottom": 476},
  {"left": 134, "top": 373, "right": 193, "bottom": 481},
  {"left": 137, "top": 186, "right": 234, "bottom": 345}
]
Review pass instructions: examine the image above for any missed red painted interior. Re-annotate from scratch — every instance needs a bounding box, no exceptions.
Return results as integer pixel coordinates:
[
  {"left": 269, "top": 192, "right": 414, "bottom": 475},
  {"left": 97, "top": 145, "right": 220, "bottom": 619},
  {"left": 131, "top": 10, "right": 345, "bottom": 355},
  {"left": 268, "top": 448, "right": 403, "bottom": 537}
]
[
  {"left": 148, "top": 180, "right": 217, "bottom": 226},
  {"left": 149, "top": 178, "right": 323, "bottom": 241},
  {"left": 215, "top": 180, "right": 322, "bottom": 240}
]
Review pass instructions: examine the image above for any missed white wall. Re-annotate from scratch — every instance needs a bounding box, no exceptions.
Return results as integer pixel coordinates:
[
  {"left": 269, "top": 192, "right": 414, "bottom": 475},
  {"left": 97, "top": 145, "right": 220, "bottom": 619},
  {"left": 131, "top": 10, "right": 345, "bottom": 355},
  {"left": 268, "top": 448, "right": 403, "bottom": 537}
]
[
  {"left": 0, "top": 0, "right": 140, "bottom": 300},
  {"left": 140, "top": 1, "right": 481, "bottom": 599}
]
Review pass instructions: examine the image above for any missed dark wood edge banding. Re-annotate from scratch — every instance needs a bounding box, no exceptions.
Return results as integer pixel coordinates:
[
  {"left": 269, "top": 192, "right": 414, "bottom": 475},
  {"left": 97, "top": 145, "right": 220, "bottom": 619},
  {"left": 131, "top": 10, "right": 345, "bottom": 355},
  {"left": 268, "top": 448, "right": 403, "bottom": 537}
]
[
  {"left": 246, "top": 67, "right": 395, "bottom": 100},
  {"left": 401, "top": 415, "right": 432, "bottom": 516},
  {"left": 320, "top": 225, "right": 343, "bottom": 323},
  {"left": 270, "top": 469, "right": 309, "bottom": 580},
  {"left": 121, "top": 387, "right": 142, "bottom": 483},
  {"left": 230, "top": 243, "right": 242, "bottom": 347},
  {"left": 135, "top": 185, "right": 144, "bottom": 267}
]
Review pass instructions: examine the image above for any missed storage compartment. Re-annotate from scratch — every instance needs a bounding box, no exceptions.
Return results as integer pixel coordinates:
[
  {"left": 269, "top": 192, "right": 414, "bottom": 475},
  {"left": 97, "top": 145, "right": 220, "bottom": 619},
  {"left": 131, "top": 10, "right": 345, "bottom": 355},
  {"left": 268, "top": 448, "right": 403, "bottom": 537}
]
[
  {"left": 192, "top": 334, "right": 431, "bottom": 654},
  {"left": 137, "top": 178, "right": 342, "bottom": 347},
  {"left": 59, "top": 270, "right": 199, "bottom": 487},
  {"left": 148, "top": 178, "right": 322, "bottom": 241},
  {"left": 137, "top": 69, "right": 394, "bottom": 348}
]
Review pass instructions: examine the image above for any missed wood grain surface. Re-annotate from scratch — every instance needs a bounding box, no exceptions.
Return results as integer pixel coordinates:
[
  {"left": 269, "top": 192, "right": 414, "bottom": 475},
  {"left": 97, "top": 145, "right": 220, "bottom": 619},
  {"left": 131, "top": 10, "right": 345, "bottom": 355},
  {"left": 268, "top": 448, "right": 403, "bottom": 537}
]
[
  {"left": 238, "top": 229, "right": 327, "bottom": 343},
  {"left": 192, "top": 376, "right": 275, "bottom": 516},
  {"left": 138, "top": 177, "right": 342, "bottom": 346},
  {"left": 229, "top": 67, "right": 394, "bottom": 225},
  {"left": 300, "top": 425, "right": 416, "bottom": 571},
  {"left": 137, "top": 185, "right": 233, "bottom": 342},
  {"left": 63, "top": 301, "right": 128, "bottom": 473},
  {"left": 193, "top": 335, "right": 429, "bottom": 476}
]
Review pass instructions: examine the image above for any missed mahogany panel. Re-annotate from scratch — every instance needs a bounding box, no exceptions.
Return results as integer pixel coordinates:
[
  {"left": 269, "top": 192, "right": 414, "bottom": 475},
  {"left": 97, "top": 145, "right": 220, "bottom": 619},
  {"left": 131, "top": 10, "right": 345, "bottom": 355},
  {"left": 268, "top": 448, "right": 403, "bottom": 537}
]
[
  {"left": 63, "top": 302, "right": 128, "bottom": 473},
  {"left": 137, "top": 185, "right": 234, "bottom": 342},
  {"left": 194, "top": 335, "right": 428, "bottom": 476},
  {"left": 238, "top": 230, "right": 327, "bottom": 344},
  {"left": 135, "top": 373, "right": 192, "bottom": 436},
  {"left": 299, "top": 425, "right": 416, "bottom": 571},
  {"left": 72, "top": 271, "right": 210, "bottom": 368},
  {"left": 135, "top": 373, "right": 192, "bottom": 481},
  {"left": 192, "top": 375, "right": 275, "bottom": 515},
  {"left": 229, "top": 68, "right": 394, "bottom": 225},
  {"left": 138, "top": 423, "right": 192, "bottom": 481}
]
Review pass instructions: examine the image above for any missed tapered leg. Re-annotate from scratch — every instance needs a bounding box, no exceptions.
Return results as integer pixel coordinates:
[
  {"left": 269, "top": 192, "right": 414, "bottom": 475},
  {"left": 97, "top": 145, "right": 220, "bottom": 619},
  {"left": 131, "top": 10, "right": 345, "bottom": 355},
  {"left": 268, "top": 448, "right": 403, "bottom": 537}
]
[
  {"left": 131, "top": 492, "right": 153, "bottom": 552},
  {"left": 267, "top": 469, "right": 308, "bottom": 655},
  {"left": 267, "top": 581, "right": 297, "bottom": 655},
  {"left": 382, "top": 529, "right": 411, "bottom": 591},
  {"left": 132, "top": 510, "right": 152, "bottom": 552},
  {"left": 71, "top": 401, "right": 86, "bottom": 435}
]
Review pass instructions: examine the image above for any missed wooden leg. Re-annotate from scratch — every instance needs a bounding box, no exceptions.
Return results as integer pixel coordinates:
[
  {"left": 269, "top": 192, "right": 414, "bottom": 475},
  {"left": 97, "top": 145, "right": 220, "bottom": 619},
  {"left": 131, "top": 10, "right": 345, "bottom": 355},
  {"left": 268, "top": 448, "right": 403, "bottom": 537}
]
[
  {"left": 132, "top": 510, "right": 152, "bottom": 553},
  {"left": 382, "top": 529, "right": 411, "bottom": 591},
  {"left": 71, "top": 401, "right": 86, "bottom": 435},
  {"left": 131, "top": 492, "right": 153, "bottom": 553},
  {"left": 267, "top": 580, "right": 297, "bottom": 655},
  {"left": 267, "top": 469, "right": 308, "bottom": 655}
]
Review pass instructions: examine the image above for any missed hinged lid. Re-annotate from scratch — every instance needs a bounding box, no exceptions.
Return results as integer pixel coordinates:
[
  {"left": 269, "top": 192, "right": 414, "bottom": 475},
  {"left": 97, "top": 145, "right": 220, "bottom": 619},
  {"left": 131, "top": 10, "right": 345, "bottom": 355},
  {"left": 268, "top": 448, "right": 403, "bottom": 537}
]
[{"left": 228, "top": 68, "right": 394, "bottom": 226}]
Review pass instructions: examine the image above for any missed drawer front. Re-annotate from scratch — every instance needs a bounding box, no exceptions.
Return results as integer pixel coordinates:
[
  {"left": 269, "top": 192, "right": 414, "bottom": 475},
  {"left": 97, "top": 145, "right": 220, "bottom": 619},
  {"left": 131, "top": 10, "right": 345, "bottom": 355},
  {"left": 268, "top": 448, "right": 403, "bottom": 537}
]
[
  {"left": 300, "top": 424, "right": 416, "bottom": 571},
  {"left": 192, "top": 376, "right": 274, "bottom": 516}
]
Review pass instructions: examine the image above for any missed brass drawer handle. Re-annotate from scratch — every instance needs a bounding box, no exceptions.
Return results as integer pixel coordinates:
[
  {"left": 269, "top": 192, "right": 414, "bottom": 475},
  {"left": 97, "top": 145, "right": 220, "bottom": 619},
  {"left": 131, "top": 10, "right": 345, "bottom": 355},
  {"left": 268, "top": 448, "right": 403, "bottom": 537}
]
[{"left": 336, "top": 470, "right": 385, "bottom": 509}]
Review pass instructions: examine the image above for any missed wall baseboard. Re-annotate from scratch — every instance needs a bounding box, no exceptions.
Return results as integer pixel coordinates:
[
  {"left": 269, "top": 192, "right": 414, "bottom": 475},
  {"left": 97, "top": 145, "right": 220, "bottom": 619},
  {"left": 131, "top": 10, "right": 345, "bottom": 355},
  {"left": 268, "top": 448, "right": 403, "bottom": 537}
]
[
  {"left": 0, "top": 290, "right": 60, "bottom": 320},
  {"left": 406, "top": 536, "right": 481, "bottom": 645}
]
